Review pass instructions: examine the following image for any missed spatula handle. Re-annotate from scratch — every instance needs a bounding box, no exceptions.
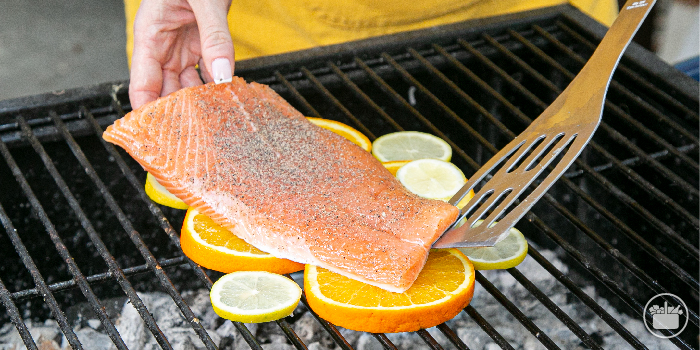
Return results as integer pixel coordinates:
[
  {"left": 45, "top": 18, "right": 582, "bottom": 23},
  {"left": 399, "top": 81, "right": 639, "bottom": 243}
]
[{"left": 569, "top": 0, "right": 656, "bottom": 93}]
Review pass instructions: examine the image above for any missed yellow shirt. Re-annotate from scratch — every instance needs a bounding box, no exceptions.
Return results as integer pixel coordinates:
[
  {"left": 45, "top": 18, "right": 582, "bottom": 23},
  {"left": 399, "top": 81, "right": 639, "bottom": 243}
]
[{"left": 124, "top": 0, "right": 617, "bottom": 65}]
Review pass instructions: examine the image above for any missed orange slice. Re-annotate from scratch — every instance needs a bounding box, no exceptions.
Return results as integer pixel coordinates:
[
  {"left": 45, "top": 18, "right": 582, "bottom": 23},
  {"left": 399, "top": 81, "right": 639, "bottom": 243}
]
[
  {"left": 382, "top": 160, "right": 411, "bottom": 176},
  {"left": 304, "top": 249, "right": 475, "bottom": 333},
  {"left": 306, "top": 117, "right": 371, "bottom": 152},
  {"left": 456, "top": 190, "right": 476, "bottom": 209},
  {"left": 180, "top": 208, "right": 304, "bottom": 274}
]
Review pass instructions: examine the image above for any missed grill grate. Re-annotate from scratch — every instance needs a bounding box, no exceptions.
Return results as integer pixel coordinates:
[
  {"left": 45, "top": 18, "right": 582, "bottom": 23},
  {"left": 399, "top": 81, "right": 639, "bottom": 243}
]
[{"left": 0, "top": 5, "right": 697, "bottom": 350}]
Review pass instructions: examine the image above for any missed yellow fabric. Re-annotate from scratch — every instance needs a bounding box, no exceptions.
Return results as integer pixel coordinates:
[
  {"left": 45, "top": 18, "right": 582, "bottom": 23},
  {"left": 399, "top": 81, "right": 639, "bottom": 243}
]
[{"left": 124, "top": 0, "right": 618, "bottom": 66}]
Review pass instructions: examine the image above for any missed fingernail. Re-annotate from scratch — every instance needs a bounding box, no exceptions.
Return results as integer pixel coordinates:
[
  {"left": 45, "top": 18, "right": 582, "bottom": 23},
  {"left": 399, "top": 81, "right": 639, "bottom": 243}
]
[{"left": 212, "top": 58, "right": 232, "bottom": 84}]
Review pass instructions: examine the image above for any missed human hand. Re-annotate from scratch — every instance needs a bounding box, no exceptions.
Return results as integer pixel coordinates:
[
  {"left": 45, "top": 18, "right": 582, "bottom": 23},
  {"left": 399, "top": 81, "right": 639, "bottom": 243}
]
[{"left": 129, "top": 0, "right": 234, "bottom": 109}]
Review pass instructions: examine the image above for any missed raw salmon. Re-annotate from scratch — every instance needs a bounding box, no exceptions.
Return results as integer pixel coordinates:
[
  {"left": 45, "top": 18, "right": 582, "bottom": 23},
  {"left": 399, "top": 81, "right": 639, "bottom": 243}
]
[{"left": 103, "top": 78, "right": 459, "bottom": 292}]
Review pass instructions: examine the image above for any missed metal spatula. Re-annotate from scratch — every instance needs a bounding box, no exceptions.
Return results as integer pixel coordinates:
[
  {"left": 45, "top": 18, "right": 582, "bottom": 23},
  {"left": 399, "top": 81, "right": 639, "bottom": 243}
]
[{"left": 433, "top": 0, "right": 656, "bottom": 248}]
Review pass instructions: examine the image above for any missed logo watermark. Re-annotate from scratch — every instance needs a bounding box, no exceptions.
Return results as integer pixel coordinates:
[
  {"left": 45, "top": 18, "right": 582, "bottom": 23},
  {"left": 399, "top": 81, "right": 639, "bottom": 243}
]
[
  {"left": 643, "top": 293, "right": 688, "bottom": 339},
  {"left": 626, "top": 0, "right": 649, "bottom": 10}
]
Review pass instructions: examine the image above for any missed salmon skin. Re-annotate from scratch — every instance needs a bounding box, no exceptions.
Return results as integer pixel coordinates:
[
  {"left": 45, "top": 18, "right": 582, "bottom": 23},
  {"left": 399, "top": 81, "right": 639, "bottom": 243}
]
[{"left": 103, "top": 78, "right": 459, "bottom": 292}]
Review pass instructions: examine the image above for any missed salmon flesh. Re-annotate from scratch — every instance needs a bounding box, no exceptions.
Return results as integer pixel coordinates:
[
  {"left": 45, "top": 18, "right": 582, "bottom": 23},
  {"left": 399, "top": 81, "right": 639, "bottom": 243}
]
[{"left": 103, "top": 78, "right": 459, "bottom": 292}]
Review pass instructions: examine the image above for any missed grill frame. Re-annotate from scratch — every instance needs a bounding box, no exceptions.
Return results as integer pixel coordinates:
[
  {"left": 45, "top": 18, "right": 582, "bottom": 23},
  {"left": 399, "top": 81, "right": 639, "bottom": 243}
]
[{"left": 0, "top": 4, "right": 697, "bottom": 350}]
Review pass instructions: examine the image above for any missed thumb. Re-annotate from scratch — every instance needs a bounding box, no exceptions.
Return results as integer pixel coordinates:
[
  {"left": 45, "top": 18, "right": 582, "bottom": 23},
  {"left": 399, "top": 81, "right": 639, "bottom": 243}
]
[{"left": 190, "top": 0, "right": 234, "bottom": 83}]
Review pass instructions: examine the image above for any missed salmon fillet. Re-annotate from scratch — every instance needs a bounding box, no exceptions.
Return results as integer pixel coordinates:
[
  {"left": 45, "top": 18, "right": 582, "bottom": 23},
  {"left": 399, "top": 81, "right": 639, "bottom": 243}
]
[{"left": 103, "top": 78, "right": 459, "bottom": 292}]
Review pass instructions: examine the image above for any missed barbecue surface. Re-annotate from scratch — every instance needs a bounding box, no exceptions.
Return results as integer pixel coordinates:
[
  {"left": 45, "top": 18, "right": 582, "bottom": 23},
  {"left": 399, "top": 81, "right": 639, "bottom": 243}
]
[{"left": 0, "top": 5, "right": 698, "bottom": 350}]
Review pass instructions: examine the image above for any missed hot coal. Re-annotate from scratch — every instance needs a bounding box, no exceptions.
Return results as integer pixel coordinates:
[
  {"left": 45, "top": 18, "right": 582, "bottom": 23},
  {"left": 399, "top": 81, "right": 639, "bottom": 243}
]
[{"left": 0, "top": 247, "right": 674, "bottom": 350}]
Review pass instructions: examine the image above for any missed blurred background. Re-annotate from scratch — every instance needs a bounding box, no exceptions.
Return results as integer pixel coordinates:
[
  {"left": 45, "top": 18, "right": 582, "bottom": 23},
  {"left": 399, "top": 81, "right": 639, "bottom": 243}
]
[{"left": 0, "top": 0, "right": 697, "bottom": 102}]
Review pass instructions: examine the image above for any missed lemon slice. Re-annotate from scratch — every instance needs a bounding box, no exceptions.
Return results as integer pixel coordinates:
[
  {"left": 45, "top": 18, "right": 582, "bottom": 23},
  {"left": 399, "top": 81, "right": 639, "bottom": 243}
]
[
  {"left": 457, "top": 223, "right": 528, "bottom": 270},
  {"left": 396, "top": 159, "right": 466, "bottom": 201},
  {"left": 144, "top": 172, "right": 188, "bottom": 209},
  {"left": 210, "top": 271, "right": 302, "bottom": 323},
  {"left": 306, "top": 117, "right": 372, "bottom": 152},
  {"left": 372, "top": 131, "right": 451, "bottom": 162}
]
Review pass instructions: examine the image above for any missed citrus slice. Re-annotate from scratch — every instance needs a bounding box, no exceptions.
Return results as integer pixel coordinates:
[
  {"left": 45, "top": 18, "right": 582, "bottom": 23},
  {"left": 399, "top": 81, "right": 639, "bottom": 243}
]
[
  {"left": 382, "top": 160, "right": 411, "bottom": 176},
  {"left": 306, "top": 117, "right": 371, "bottom": 152},
  {"left": 304, "top": 249, "right": 475, "bottom": 333},
  {"left": 181, "top": 208, "right": 305, "bottom": 274},
  {"left": 145, "top": 172, "right": 188, "bottom": 209},
  {"left": 455, "top": 188, "right": 476, "bottom": 209},
  {"left": 396, "top": 159, "right": 466, "bottom": 201},
  {"left": 210, "top": 271, "right": 302, "bottom": 323},
  {"left": 457, "top": 222, "right": 528, "bottom": 270},
  {"left": 372, "top": 131, "right": 451, "bottom": 162}
]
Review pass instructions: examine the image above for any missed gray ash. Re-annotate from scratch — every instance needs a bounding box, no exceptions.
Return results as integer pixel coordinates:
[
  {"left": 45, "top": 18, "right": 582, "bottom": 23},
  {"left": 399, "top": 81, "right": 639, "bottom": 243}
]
[{"left": 0, "top": 247, "right": 672, "bottom": 350}]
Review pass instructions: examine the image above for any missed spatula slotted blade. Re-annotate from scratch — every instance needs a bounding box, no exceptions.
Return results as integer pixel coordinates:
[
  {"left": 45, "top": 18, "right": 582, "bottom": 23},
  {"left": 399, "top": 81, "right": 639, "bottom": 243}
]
[{"left": 433, "top": 0, "right": 656, "bottom": 248}]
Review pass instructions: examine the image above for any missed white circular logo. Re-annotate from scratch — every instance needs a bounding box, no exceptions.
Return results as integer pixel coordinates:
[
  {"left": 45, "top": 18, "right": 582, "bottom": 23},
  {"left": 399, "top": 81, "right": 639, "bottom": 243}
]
[{"left": 643, "top": 293, "right": 689, "bottom": 339}]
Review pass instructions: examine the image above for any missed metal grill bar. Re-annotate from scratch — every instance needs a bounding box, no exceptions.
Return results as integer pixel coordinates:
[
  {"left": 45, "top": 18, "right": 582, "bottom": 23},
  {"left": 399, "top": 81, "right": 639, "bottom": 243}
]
[
  {"left": 97, "top": 102, "right": 313, "bottom": 350},
  {"left": 373, "top": 333, "right": 399, "bottom": 350},
  {"left": 378, "top": 52, "right": 499, "bottom": 162},
  {"left": 507, "top": 268, "right": 602, "bottom": 349},
  {"left": 526, "top": 245, "right": 648, "bottom": 349},
  {"left": 0, "top": 104, "right": 113, "bottom": 139},
  {"left": 18, "top": 115, "right": 165, "bottom": 350},
  {"left": 573, "top": 144, "right": 697, "bottom": 178},
  {"left": 388, "top": 41, "right": 697, "bottom": 328},
  {"left": 0, "top": 8, "right": 696, "bottom": 350},
  {"left": 484, "top": 29, "right": 699, "bottom": 202},
  {"left": 290, "top": 58, "right": 531, "bottom": 347},
  {"left": 435, "top": 39, "right": 699, "bottom": 280},
  {"left": 300, "top": 67, "right": 376, "bottom": 139},
  {"left": 298, "top": 294, "right": 355, "bottom": 350},
  {"left": 543, "top": 188, "right": 699, "bottom": 296},
  {"left": 446, "top": 40, "right": 536, "bottom": 126},
  {"left": 464, "top": 306, "right": 515, "bottom": 350},
  {"left": 49, "top": 111, "right": 219, "bottom": 349},
  {"left": 327, "top": 62, "right": 405, "bottom": 132},
  {"left": 406, "top": 47, "right": 519, "bottom": 140},
  {"left": 551, "top": 21, "right": 700, "bottom": 139},
  {"left": 507, "top": 28, "right": 699, "bottom": 196},
  {"left": 352, "top": 57, "right": 480, "bottom": 171},
  {"left": 436, "top": 323, "right": 471, "bottom": 350},
  {"left": 456, "top": 34, "right": 698, "bottom": 183},
  {"left": 387, "top": 41, "right": 698, "bottom": 322},
  {"left": 0, "top": 265, "right": 38, "bottom": 350},
  {"left": 559, "top": 21, "right": 697, "bottom": 121},
  {"left": 279, "top": 64, "right": 539, "bottom": 350},
  {"left": 576, "top": 150, "right": 699, "bottom": 258},
  {"left": 296, "top": 50, "right": 691, "bottom": 348},
  {"left": 416, "top": 329, "right": 444, "bottom": 350},
  {"left": 583, "top": 143, "right": 699, "bottom": 232},
  {"left": 527, "top": 215, "right": 693, "bottom": 349},
  {"left": 278, "top": 318, "right": 309, "bottom": 350},
  {"left": 275, "top": 71, "right": 323, "bottom": 119},
  {"left": 10, "top": 256, "right": 188, "bottom": 300},
  {"left": 345, "top": 56, "right": 584, "bottom": 348},
  {"left": 474, "top": 272, "right": 561, "bottom": 349},
  {"left": 477, "top": 32, "right": 699, "bottom": 254},
  {"left": 283, "top": 67, "right": 488, "bottom": 349},
  {"left": 0, "top": 146, "right": 84, "bottom": 349},
  {"left": 83, "top": 105, "right": 263, "bottom": 350},
  {"left": 532, "top": 23, "right": 699, "bottom": 175}
]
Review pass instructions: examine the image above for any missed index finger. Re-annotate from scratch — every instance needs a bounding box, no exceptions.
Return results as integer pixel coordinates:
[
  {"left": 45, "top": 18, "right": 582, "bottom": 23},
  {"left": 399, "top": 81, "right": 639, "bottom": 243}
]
[{"left": 129, "top": 53, "right": 164, "bottom": 110}]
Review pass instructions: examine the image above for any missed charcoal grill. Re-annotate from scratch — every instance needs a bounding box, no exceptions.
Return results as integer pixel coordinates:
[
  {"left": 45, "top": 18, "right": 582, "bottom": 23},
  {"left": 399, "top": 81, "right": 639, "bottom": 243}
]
[{"left": 0, "top": 4, "right": 697, "bottom": 350}]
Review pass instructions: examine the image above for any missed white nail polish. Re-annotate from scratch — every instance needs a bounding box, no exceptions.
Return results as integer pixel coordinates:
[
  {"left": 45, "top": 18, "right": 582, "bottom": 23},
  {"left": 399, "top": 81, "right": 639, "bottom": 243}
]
[{"left": 212, "top": 58, "right": 232, "bottom": 84}]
